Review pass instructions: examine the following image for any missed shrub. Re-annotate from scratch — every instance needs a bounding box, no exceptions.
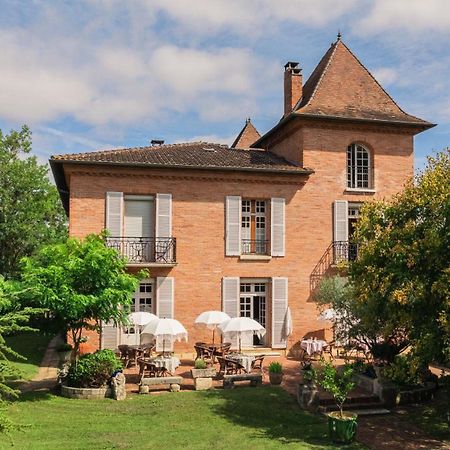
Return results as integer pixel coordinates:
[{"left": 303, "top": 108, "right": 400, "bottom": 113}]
[
  {"left": 194, "top": 359, "right": 207, "bottom": 369},
  {"left": 268, "top": 362, "right": 282, "bottom": 373},
  {"left": 66, "top": 349, "right": 122, "bottom": 388},
  {"left": 382, "top": 355, "right": 421, "bottom": 387}
]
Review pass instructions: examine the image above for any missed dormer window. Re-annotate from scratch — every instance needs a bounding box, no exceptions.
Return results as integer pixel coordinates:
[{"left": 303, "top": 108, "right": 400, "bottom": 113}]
[{"left": 347, "top": 143, "right": 372, "bottom": 189}]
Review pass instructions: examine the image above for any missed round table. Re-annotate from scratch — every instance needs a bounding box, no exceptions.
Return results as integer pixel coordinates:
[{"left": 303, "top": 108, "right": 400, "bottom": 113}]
[
  {"left": 300, "top": 339, "right": 327, "bottom": 356},
  {"left": 227, "top": 353, "right": 255, "bottom": 373}
]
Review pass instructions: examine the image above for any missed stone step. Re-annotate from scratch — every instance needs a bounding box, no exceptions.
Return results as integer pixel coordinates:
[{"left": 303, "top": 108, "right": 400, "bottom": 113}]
[
  {"left": 318, "top": 401, "right": 387, "bottom": 414},
  {"left": 319, "top": 395, "right": 380, "bottom": 406}
]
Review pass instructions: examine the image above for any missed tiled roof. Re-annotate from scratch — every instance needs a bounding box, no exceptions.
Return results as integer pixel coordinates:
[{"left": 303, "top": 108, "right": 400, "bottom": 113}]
[
  {"left": 294, "top": 39, "right": 433, "bottom": 126},
  {"left": 231, "top": 119, "right": 261, "bottom": 149},
  {"left": 50, "top": 141, "right": 311, "bottom": 174}
]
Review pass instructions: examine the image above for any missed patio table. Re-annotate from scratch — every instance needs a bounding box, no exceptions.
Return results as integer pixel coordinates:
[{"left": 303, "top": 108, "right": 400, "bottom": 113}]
[
  {"left": 227, "top": 353, "right": 255, "bottom": 373},
  {"left": 300, "top": 338, "right": 327, "bottom": 356},
  {"left": 138, "top": 355, "right": 181, "bottom": 376}
]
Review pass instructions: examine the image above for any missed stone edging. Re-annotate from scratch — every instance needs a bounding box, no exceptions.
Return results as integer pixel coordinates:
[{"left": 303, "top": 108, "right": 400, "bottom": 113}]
[{"left": 61, "top": 384, "right": 111, "bottom": 399}]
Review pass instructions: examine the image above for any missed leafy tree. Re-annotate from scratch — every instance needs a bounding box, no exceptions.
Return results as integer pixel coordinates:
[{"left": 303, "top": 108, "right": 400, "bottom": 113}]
[
  {"left": 350, "top": 150, "right": 450, "bottom": 366},
  {"left": 0, "top": 125, "right": 67, "bottom": 278},
  {"left": 20, "top": 233, "right": 142, "bottom": 358}
]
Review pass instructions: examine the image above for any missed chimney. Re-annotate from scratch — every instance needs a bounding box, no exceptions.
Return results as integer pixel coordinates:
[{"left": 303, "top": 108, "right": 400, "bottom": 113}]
[{"left": 284, "top": 62, "right": 302, "bottom": 117}]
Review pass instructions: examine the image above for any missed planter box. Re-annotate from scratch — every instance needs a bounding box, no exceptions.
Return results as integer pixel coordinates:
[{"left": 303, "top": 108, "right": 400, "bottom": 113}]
[
  {"left": 191, "top": 368, "right": 216, "bottom": 379},
  {"left": 61, "top": 384, "right": 111, "bottom": 400}
]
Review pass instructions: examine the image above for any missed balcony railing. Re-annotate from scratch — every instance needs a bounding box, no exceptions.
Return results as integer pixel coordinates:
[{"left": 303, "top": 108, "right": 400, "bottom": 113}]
[
  {"left": 241, "top": 239, "right": 270, "bottom": 255},
  {"left": 333, "top": 241, "right": 359, "bottom": 264},
  {"left": 106, "top": 237, "right": 176, "bottom": 264}
]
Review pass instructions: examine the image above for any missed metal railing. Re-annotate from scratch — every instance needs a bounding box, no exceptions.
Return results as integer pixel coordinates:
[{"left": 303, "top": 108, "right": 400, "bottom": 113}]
[
  {"left": 333, "top": 241, "right": 358, "bottom": 264},
  {"left": 106, "top": 237, "right": 176, "bottom": 264},
  {"left": 241, "top": 239, "right": 270, "bottom": 255}
]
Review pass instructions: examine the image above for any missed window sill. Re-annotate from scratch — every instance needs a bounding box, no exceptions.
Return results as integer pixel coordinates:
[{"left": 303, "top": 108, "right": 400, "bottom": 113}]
[
  {"left": 344, "top": 188, "right": 376, "bottom": 194},
  {"left": 239, "top": 254, "right": 272, "bottom": 261}
]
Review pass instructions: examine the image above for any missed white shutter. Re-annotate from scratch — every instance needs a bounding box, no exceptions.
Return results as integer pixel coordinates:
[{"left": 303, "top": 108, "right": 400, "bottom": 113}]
[
  {"left": 272, "top": 277, "right": 288, "bottom": 349},
  {"left": 101, "top": 321, "right": 118, "bottom": 350},
  {"left": 155, "top": 193, "right": 172, "bottom": 238},
  {"left": 333, "top": 200, "right": 348, "bottom": 242},
  {"left": 105, "top": 192, "right": 123, "bottom": 236},
  {"left": 156, "top": 277, "right": 174, "bottom": 352},
  {"left": 225, "top": 196, "right": 241, "bottom": 256},
  {"left": 222, "top": 277, "right": 239, "bottom": 350},
  {"left": 124, "top": 199, "right": 153, "bottom": 238},
  {"left": 271, "top": 198, "right": 285, "bottom": 257}
]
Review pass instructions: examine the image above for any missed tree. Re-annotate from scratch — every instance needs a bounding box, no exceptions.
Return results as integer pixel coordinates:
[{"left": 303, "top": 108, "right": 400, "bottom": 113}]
[
  {"left": 20, "top": 233, "right": 143, "bottom": 357},
  {"left": 0, "top": 125, "right": 67, "bottom": 279},
  {"left": 350, "top": 150, "right": 450, "bottom": 365}
]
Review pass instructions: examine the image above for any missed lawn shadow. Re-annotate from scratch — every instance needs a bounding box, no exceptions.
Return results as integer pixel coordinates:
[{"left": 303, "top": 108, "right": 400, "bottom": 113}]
[{"left": 14, "top": 388, "right": 54, "bottom": 403}]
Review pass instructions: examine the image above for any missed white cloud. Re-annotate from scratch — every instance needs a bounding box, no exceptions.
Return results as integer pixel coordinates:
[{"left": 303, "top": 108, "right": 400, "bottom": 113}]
[{"left": 372, "top": 67, "right": 399, "bottom": 86}]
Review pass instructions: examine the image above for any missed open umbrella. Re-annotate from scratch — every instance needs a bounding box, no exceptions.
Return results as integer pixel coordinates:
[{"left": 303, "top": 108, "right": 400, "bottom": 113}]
[
  {"left": 141, "top": 318, "right": 188, "bottom": 353},
  {"left": 127, "top": 312, "right": 159, "bottom": 345},
  {"left": 194, "top": 311, "right": 230, "bottom": 345},
  {"left": 218, "top": 317, "right": 266, "bottom": 353},
  {"left": 317, "top": 308, "right": 337, "bottom": 322}
]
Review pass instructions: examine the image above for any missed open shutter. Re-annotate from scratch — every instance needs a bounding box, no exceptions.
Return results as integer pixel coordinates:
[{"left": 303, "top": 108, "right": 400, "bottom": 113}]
[
  {"left": 156, "top": 194, "right": 172, "bottom": 238},
  {"left": 333, "top": 200, "right": 348, "bottom": 242},
  {"left": 271, "top": 198, "right": 285, "bottom": 256},
  {"left": 101, "top": 321, "right": 118, "bottom": 350},
  {"left": 222, "top": 277, "right": 239, "bottom": 350},
  {"left": 156, "top": 277, "right": 174, "bottom": 352},
  {"left": 272, "top": 277, "right": 288, "bottom": 349},
  {"left": 105, "top": 192, "right": 123, "bottom": 236},
  {"left": 225, "top": 196, "right": 241, "bottom": 256}
]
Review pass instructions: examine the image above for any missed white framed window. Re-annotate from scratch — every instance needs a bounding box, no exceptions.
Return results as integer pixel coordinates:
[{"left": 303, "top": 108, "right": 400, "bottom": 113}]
[
  {"left": 241, "top": 200, "right": 268, "bottom": 255},
  {"left": 347, "top": 143, "right": 372, "bottom": 189},
  {"left": 133, "top": 279, "right": 154, "bottom": 313}
]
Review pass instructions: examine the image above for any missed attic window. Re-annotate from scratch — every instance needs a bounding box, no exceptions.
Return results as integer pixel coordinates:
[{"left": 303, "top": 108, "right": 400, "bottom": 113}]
[{"left": 347, "top": 143, "right": 372, "bottom": 189}]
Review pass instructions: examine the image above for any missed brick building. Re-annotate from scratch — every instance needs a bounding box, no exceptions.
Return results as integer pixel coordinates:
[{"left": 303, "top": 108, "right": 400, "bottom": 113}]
[{"left": 51, "top": 37, "right": 434, "bottom": 353}]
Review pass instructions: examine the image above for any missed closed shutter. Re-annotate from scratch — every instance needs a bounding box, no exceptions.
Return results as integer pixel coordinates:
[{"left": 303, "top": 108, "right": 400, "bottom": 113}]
[
  {"left": 271, "top": 198, "right": 285, "bottom": 257},
  {"left": 155, "top": 194, "right": 172, "bottom": 238},
  {"left": 333, "top": 200, "right": 348, "bottom": 242},
  {"left": 225, "top": 196, "right": 241, "bottom": 256},
  {"left": 156, "top": 277, "right": 174, "bottom": 352},
  {"left": 124, "top": 199, "right": 153, "bottom": 238},
  {"left": 101, "top": 321, "right": 118, "bottom": 350},
  {"left": 222, "top": 277, "right": 239, "bottom": 350},
  {"left": 105, "top": 192, "right": 123, "bottom": 236},
  {"left": 271, "top": 277, "right": 288, "bottom": 349}
]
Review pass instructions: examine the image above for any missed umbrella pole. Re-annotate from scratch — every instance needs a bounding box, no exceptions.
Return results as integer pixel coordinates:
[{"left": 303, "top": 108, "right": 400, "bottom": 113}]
[
  {"left": 239, "top": 335, "right": 241, "bottom": 353},
  {"left": 212, "top": 329, "right": 215, "bottom": 346}
]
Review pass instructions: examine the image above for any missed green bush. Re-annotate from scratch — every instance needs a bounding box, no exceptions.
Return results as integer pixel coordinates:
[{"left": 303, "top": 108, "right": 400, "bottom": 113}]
[
  {"left": 66, "top": 349, "right": 122, "bottom": 388},
  {"left": 194, "top": 359, "right": 207, "bottom": 369},
  {"left": 382, "top": 354, "right": 421, "bottom": 387},
  {"left": 268, "top": 362, "right": 282, "bottom": 373}
]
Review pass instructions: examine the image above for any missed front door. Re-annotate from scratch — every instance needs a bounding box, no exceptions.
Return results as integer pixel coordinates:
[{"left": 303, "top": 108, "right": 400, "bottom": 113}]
[{"left": 239, "top": 282, "right": 267, "bottom": 347}]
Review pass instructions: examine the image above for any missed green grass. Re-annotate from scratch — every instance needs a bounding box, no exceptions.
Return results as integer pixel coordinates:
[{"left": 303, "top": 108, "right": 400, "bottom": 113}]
[
  {"left": 4, "top": 332, "right": 53, "bottom": 381},
  {"left": 3, "top": 387, "right": 366, "bottom": 449}
]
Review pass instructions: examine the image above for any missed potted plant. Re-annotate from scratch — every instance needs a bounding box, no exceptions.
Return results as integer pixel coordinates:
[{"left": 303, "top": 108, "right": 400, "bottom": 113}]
[
  {"left": 297, "top": 364, "right": 320, "bottom": 412},
  {"left": 317, "top": 360, "right": 357, "bottom": 444},
  {"left": 268, "top": 362, "right": 283, "bottom": 385},
  {"left": 191, "top": 359, "right": 216, "bottom": 379}
]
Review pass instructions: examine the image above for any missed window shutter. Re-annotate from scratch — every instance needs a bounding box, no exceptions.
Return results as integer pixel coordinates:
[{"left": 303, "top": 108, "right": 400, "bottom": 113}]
[
  {"left": 271, "top": 277, "right": 288, "bottom": 349},
  {"left": 225, "top": 196, "right": 241, "bottom": 256},
  {"left": 156, "top": 277, "right": 174, "bottom": 352},
  {"left": 101, "top": 321, "right": 118, "bottom": 350},
  {"left": 222, "top": 277, "right": 239, "bottom": 350},
  {"left": 333, "top": 200, "right": 348, "bottom": 242},
  {"left": 105, "top": 192, "right": 123, "bottom": 237},
  {"left": 156, "top": 193, "right": 172, "bottom": 238},
  {"left": 271, "top": 197, "right": 285, "bottom": 257}
]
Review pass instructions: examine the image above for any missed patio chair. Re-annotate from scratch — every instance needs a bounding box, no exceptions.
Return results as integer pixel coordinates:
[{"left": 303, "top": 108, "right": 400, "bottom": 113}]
[
  {"left": 194, "top": 345, "right": 214, "bottom": 365},
  {"left": 118, "top": 345, "right": 133, "bottom": 368},
  {"left": 213, "top": 342, "right": 232, "bottom": 358},
  {"left": 217, "top": 356, "right": 244, "bottom": 377},
  {"left": 251, "top": 355, "right": 265, "bottom": 372}
]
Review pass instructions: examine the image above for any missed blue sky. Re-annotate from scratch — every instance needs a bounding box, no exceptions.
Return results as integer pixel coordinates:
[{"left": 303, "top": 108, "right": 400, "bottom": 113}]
[{"left": 0, "top": 0, "right": 449, "bottom": 171}]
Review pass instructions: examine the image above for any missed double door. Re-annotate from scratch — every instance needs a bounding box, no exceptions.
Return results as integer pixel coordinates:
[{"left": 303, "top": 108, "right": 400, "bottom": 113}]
[{"left": 239, "top": 282, "right": 266, "bottom": 347}]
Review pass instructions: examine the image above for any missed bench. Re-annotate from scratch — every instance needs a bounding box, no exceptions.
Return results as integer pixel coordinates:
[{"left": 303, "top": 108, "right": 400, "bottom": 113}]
[
  {"left": 223, "top": 373, "right": 262, "bottom": 389},
  {"left": 139, "top": 376, "right": 183, "bottom": 393}
]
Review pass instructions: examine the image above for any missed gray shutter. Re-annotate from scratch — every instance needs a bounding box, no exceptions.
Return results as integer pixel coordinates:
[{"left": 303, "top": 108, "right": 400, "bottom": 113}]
[
  {"left": 333, "top": 200, "right": 348, "bottom": 242},
  {"left": 156, "top": 193, "right": 172, "bottom": 238},
  {"left": 271, "top": 198, "right": 285, "bottom": 257},
  {"left": 272, "top": 277, "right": 288, "bottom": 349},
  {"left": 101, "top": 321, "right": 118, "bottom": 350},
  {"left": 156, "top": 277, "right": 174, "bottom": 352},
  {"left": 105, "top": 192, "right": 123, "bottom": 237},
  {"left": 225, "top": 196, "right": 241, "bottom": 256},
  {"left": 222, "top": 277, "right": 239, "bottom": 350}
]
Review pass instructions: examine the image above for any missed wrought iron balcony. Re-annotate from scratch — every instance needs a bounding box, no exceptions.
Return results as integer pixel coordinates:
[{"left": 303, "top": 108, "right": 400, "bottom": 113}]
[
  {"left": 333, "top": 240, "right": 359, "bottom": 264},
  {"left": 106, "top": 237, "right": 176, "bottom": 264},
  {"left": 241, "top": 239, "right": 270, "bottom": 255}
]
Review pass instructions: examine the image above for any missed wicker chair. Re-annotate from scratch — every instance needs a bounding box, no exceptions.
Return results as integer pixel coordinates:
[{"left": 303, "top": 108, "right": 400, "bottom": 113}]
[
  {"left": 251, "top": 355, "right": 265, "bottom": 372},
  {"left": 194, "top": 345, "right": 214, "bottom": 364},
  {"left": 217, "top": 356, "right": 244, "bottom": 376},
  {"left": 118, "top": 345, "right": 134, "bottom": 368}
]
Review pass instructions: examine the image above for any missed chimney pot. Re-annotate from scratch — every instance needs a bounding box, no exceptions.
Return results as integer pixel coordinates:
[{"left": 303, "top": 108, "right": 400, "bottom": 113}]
[
  {"left": 284, "top": 61, "right": 303, "bottom": 117},
  {"left": 151, "top": 139, "right": 164, "bottom": 146}
]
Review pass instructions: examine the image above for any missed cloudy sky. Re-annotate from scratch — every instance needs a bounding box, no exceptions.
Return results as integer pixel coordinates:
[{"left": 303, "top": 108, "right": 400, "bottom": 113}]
[{"left": 1, "top": 0, "right": 449, "bottom": 170}]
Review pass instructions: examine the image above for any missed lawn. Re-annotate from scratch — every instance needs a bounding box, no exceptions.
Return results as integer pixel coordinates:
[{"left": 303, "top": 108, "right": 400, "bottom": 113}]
[
  {"left": 2, "top": 387, "right": 366, "bottom": 449},
  {"left": 4, "top": 332, "right": 53, "bottom": 381}
]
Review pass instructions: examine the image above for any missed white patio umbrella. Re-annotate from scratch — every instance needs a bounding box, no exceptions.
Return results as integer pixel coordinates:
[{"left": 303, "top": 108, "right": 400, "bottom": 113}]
[
  {"left": 141, "top": 318, "right": 188, "bottom": 353},
  {"left": 194, "top": 311, "right": 230, "bottom": 345},
  {"left": 317, "top": 308, "right": 337, "bottom": 322},
  {"left": 127, "top": 312, "right": 159, "bottom": 345},
  {"left": 218, "top": 317, "right": 266, "bottom": 353}
]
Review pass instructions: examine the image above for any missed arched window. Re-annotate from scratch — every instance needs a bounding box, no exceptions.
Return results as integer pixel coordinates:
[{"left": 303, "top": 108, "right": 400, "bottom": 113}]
[{"left": 347, "top": 143, "right": 372, "bottom": 189}]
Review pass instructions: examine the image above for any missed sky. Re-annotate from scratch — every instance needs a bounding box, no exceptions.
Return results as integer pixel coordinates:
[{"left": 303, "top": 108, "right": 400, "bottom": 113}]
[{"left": 0, "top": 0, "right": 449, "bottom": 171}]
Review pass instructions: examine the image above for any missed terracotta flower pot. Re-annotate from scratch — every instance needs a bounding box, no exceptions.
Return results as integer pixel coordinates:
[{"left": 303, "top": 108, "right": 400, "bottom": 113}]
[
  {"left": 327, "top": 411, "right": 358, "bottom": 444},
  {"left": 269, "top": 372, "right": 283, "bottom": 385}
]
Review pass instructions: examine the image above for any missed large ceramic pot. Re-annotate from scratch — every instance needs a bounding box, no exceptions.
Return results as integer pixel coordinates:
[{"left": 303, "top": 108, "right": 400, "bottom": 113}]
[
  {"left": 327, "top": 411, "right": 358, "bottom": 444},
  {"left": 269, "top": 372, "right": 283, "bottom": 385}
]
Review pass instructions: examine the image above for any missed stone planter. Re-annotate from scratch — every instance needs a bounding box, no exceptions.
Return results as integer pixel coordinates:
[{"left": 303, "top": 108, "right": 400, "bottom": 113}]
[
  {"left": 194, "top": 377, "right": 213, "bottom": 391},
  {"left": 269, "top": 372, "right": 283, "bottom": 385},
  {"left": 191, "top": 368, "right": 216, "bottom": 379},
  {"left": 61, "top": 384, "right": 112, "bottom": 400},
  {"left": 297, "top": 383, "right": 320, "bottom": 412}
]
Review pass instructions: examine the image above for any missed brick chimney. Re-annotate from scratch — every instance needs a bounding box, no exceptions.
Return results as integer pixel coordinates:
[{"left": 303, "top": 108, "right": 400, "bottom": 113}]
[{"left": 284, "top": 62, "right": 302, "bottom": 117}]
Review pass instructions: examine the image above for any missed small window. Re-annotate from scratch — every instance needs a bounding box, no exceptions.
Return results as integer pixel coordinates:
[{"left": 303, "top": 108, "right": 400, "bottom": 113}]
[{"left": 347, "top": 144, "right": 372, "bottom": 189}]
